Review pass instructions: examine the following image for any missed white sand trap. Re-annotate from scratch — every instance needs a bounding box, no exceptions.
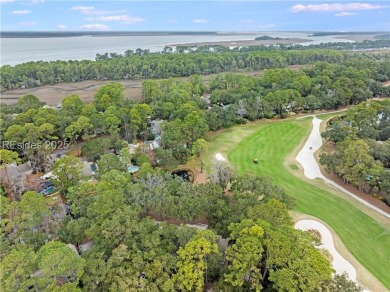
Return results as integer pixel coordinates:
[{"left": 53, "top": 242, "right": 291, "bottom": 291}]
[
  {"left": 295, "top": 219, "right": 358, "bottom": 283},
  {"left": 215, "top": 153, "right": 226, "bottom": 161},
  {"left": 296, "top": 116, "right": 390, "bottom": 219}
]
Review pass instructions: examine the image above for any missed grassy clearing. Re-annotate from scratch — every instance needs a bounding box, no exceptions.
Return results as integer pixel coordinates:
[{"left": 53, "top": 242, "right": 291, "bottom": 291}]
[{"left": 206, "top": 118, "right": 390, "bottom": 289}]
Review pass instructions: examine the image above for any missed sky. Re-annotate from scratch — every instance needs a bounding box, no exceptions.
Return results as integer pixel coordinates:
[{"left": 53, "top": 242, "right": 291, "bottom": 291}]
[{"left": 1, "top": 0, "right": 389, "bottom": 32}]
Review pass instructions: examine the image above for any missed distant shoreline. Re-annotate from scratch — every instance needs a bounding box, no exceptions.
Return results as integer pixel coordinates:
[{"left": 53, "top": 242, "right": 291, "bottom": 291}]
[
  {"left": 0, "top": 31, "right": 223, "bottom": 38},
  {"left": 170, "top": 38, "right": 312, "bottom": 47}
]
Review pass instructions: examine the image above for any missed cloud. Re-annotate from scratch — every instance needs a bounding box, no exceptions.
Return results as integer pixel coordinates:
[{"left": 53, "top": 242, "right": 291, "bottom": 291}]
[
  {"left": 19, "top": 21, "right": 37, "bottom": 26},
  {"left": 192, "top": 19, "right": 209, "bottom": 23},
  {"left": 335, "top": 12, "right": 359, "bottom": 17},
  {"left": 0, "top": 0, "right": 15, "bottom": 3},
  {"left": 96, "top": 15, "right": 145, "bottom": 24},
  {"left": 9, "top": 10, "right": 31, "bottom": 14},
  {"left": 240, "top": 19, "right": 254, "bottom": 24},
  {"left": 72, "top": 6, "right": 94, "bottom": 12},
  {"left": 72, "top": 5, "right": 124, "bottom": 15},
  {"left": 80, "top": 24, "right": 109, "bottom": 30},
  {"left": 57, "top": 24, "right": 67, "bottom": 30},
  {"left": 29, "top": 0, "right": 44, "bottom": 4},
  {"left": 290, "top": 3, "right": 386, "bottom": 13},
  {"left": 258, "top": 24, "right": 276, "bottom": 29}
]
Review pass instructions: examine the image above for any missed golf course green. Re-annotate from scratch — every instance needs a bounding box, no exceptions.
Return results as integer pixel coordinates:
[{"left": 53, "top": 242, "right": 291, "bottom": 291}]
[{"left": 205, "top": 117, "right": 390, "bottom": 289}]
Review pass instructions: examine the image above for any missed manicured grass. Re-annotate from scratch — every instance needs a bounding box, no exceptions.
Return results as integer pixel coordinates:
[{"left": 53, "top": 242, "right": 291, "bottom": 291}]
[
  {"left": 206, "top": 119, "right": 390, "bottom": 289},
  {"left": 289, "top": 164, "right": 298, "bottom": 170}
]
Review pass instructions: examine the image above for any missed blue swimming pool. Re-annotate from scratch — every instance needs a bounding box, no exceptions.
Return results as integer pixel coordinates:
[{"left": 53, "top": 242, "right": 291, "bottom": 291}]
[
  {"left": 127, "top": 165, "right": 140, "bottom": 174},
  {"left": 39, "top": 186, "right": 56, "bottom": 195}
]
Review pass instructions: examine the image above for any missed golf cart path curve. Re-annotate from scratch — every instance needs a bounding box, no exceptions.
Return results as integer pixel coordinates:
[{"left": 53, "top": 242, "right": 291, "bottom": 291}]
[{"left": 296, "top": 116, "right": 390, "bottom": 219}]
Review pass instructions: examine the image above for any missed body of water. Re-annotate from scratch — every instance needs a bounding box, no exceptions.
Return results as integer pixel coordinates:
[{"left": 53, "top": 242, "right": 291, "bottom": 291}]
[{"left": 0, "top": 32, "right": 354, "bottom": 66}]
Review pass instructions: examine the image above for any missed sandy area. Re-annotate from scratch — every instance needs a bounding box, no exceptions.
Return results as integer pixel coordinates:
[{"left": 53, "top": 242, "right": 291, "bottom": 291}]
[
  {"left": 296, "top": 115, "right": 390, "bottom": 219},
  {"left": 383, "top": 80, "right": 390, "bottom": 87},
  {"left": 295, "top": 220, "right": 359, "bottom": 282},
  {"left": 334, "top": 35, "right": 377, "bottom": 42},
  {"left": 170, "top": 38, "right": 311, "bottom": 47},
  {"left": 215, "top": 153, "right": 226, "bottom": 161}
]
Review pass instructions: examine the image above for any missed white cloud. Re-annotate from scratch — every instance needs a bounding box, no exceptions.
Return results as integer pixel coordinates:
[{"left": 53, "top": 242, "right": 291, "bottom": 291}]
[
  {"left": 335, "top": 12, "right": 359, "bottom": 17},
  {"left": 240, "top": 19, "right": 254, "bottom": 24},
  {"left": 96, "top": 15, "right": 145, "bottom": 24},
  {"left": 19, "top": 21, "right": 37, "bottom": 26},
  {"left": 57, "top": 24, "right": 67, "bottom": 30},
  {"left": 72, "top": 6, "right": 94, "bottom": 12},
  {"left": 193, "top": 19, "right": 209, "bottom": 23},
  {"left": 258, "top": 24, "right": 276, "bottom": 29},
  {"left": 80, "top": 24, "right": 109, "bottom": 30},
  {"left": 72, "top": 5, "right": 124, "bottom": 15},
  {"left": 0, "top": 0, "right": 15, "bottom": 3},
  {"left": 29, "top": 0, "right": 44, "bottom": 4},
  {"left": 9, "top": 10, "right": 31, "bottom": 14},
  {"left": 290, "top": 3, "right": 386, "bottom": 13}
]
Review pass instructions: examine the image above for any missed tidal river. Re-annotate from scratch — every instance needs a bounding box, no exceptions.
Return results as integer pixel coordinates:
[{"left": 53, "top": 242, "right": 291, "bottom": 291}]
[{"left": 0, "top": 31, "right": 354, "bottom": 66}]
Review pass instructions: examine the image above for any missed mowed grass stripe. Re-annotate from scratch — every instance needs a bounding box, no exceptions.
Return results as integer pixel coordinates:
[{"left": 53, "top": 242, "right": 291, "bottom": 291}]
[{"left": 226, "top": 120, "right": 390, "bottom": 289}]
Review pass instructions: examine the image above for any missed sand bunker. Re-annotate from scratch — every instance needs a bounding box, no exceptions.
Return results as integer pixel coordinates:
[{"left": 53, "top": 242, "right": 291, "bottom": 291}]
[
  {"left": 215, "top": 153, "right": 226, "bottom": 161},
  {"left": 295, "top": 219, "right": 358, "bottom": 282}
]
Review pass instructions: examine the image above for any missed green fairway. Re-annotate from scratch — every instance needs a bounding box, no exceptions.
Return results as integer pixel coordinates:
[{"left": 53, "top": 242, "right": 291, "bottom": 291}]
[{"left": 206, "top": 118, "right": 390, "bottom": 289}]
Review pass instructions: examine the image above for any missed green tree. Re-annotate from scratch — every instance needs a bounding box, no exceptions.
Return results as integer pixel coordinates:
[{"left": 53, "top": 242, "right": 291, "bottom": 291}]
[
  {"left": 64, "top": 116, "right": 93, "bottom": 154},
  {"left": 94, "top": 82, "right": 125, "bottom": 111},
  {"left": 16, "top": 94, "right": 44, "bottom": 113},
  {"left": 0, "top": 246, "right": 37, "bottom": 292},
  {"left": 224, "top": 220, "right": 264, "bottom": 291},
  {"left": 97, "top": 153, "right": 126, "bottom": 175},
  {"left": 2, "top": 191, "right": 49, "bottom": 249},
  {"left": 81, "top": 137, "right": 109, "bottom": 161},
  {"left": 35, "top": 241, "right": 85, "bottom": 290},
  {"left": 62, "top": 95, "right": 84, "bottom": 117},
  {"left": 174, "top": 230, "right": 220, "bottom": 292},
  {"left": 52, "top": 156, "right": 83, "bottom": 193},
  {"left": 266, "top": 227, "right": 332, "bottom": 291},
  {"left": 191, "top": 138, "right": 209, "bottom": 173},
  {"left": 247, "top": 199, "right": 293, "bottom": 227}
]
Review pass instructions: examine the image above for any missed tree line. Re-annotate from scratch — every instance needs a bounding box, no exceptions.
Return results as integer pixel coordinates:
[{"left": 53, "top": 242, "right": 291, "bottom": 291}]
[
  {"left": 320, "top": 100, "right": 390, "bottom": 205},
  {"left": 1, "top": 162, "right": 363, "bottom": 291}
]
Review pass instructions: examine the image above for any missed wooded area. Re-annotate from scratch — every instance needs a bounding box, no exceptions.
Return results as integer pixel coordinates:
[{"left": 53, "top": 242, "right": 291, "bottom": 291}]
[{"left": 1, "top": 45, "right": 388, "bottom": 291}]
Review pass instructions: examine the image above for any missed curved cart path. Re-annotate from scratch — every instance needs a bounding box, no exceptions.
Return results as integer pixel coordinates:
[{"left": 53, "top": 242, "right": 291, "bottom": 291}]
[{"left": 296, "top": 116, "right": 390, "bottom": 219}]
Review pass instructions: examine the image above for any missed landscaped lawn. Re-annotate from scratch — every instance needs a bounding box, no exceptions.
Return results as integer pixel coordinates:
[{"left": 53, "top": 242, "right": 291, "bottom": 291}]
[{"left": 205, "top": 118, "right": 390, "bottom": 289}]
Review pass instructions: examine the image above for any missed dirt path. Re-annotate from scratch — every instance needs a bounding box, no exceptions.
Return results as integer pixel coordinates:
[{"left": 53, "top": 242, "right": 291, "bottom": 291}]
[{"left": 296, "top": 115, "right": 390, "bottom": 219}]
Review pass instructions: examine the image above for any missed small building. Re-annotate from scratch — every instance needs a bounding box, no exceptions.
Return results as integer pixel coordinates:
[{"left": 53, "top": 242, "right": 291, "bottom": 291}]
[
  {"left": 150, "top": 120, "right": 163, "bottom": 136},
  {"left": 78, "top": 240, "right": 94, "bottom": 254},
  {"left": 82, "top": 161, "right": 98, "bottom": 177},
  {"left": 128, "top": 143, "right": 140, "bottom": 154},
  {"left": 147, "top": 136, "right": 161, "bottom": 150}
]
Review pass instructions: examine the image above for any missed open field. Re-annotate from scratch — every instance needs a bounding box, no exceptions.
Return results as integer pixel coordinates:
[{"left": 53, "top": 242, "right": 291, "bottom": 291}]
[{"left": 205, "top": 117, "right": 390, "bottom": 290}]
